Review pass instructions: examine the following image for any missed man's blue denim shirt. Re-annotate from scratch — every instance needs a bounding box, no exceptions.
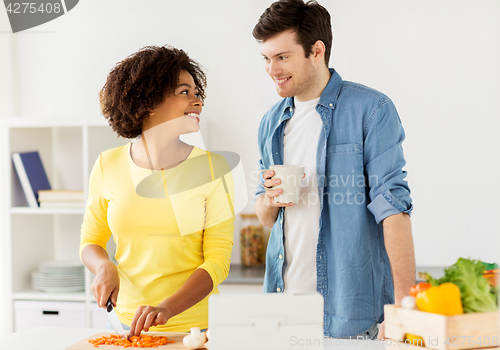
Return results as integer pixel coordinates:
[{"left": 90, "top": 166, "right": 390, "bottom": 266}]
[{"left": 255, "top": 69, "right": 412, "bottom": 338}]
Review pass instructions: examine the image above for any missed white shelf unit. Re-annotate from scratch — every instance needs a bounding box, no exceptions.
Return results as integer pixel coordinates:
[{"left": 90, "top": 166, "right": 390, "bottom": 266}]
[{"left": 0, "top": 117, "right": 130, "bottom": 335}]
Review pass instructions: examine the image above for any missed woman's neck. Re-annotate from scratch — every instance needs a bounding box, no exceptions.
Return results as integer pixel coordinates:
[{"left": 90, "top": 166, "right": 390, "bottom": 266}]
[{"left": 133, "top": 123, "right": 192, "bottom": 170}]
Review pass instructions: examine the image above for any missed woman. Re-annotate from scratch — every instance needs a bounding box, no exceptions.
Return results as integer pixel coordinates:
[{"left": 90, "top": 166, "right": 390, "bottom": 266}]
[{"left": 80, "top": 45, "right": 235, "bottom": 336}]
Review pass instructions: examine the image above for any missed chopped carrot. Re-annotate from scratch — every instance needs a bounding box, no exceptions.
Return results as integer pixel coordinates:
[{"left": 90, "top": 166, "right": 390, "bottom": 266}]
[{"left": 88, "top": 334, "right": 175, "bottom": 348}]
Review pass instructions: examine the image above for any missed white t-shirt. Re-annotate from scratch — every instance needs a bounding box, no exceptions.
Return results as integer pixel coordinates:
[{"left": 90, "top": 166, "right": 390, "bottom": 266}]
[{"left": 283, "top": 97, "right": 322, "bottom": 293}]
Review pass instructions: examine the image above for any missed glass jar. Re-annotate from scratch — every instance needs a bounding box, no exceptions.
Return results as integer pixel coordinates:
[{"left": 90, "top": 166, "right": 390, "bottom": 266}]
[{"left": 240, "top": 214, "right": 265, "bottom": 266}]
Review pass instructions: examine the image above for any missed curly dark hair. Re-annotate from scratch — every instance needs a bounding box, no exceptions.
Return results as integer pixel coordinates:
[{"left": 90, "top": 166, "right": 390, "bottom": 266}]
[
  {"left": 253, "top": 0, "right": 333, "bottom": 66},
  {"left": 99, "top": 45, "right": 207, "bottom": 139}
]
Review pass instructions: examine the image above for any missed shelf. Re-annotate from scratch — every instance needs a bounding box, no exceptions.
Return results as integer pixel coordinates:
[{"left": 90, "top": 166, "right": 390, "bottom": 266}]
[
  {"left": 12, "top": 290, "right": 87, "bottom": 302},
  {"left": 10, "top": 207, "right": 85, "bottom": 215},
  {"left": 1, "top": 121, "right": 139, "bottom": 333}
]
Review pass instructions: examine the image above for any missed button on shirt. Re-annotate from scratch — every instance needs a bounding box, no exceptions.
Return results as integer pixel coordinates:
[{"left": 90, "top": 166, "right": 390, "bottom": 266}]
[{"left": 256, "top": 69, "right": 412, "bottom": 337}]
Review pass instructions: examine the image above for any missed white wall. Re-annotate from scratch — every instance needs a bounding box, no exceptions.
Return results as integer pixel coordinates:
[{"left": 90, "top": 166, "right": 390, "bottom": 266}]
[
  {"left": 1, "top": 0, "right": 499, "bottom": 272},
  {"left": 0, "top": 7, "right": 14, "bottom": 116},
  {"left": 328, "top": 0, "right": 500, "bottom": 266}
]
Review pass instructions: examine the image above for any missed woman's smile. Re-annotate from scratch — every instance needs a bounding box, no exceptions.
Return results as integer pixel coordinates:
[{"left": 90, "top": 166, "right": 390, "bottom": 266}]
[{"left": 185, "top": 111, "right": 200, "bottom": 123}]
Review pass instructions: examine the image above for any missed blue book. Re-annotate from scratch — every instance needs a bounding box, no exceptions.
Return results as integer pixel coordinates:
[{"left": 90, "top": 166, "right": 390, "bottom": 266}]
[{"left": 12, "top": 151, "right": 52, "bottom": 208}]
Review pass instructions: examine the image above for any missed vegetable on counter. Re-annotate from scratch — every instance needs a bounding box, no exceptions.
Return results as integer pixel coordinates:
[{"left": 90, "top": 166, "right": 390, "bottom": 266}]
[
  {"left": 401, "top": 296, "right": 417, "bottom": 310},
  {"left": 418, "top": 257, "right": 498, "bottom": 313},
  {"left": 405, "top": 333, "right": 425, "bottom": 347},
  {"left": 482, "top": 262, "right": 499, "bottom": 271},
  {"left": 183, "top": 327, "right": 207, "bottom": 349},
  {"left": 482, "top": 262, "right": 499, "bottom": 287},
  {"left": 88, "top": 334, "right": 175, "bottom": 347},
  {"left": 409, "top": 282, "right": 431, "bottom": 297},
  {"left": 417, "top": 272, "right": 439, "bottom": 286},
  {"left": 415, "top": 282, "right": 464, "bottom": 315}
]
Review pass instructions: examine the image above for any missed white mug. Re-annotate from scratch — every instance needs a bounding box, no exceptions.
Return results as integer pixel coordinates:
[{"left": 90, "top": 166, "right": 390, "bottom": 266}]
[{"left": 259, "top": 165, "right": 305, "bottom": 204}]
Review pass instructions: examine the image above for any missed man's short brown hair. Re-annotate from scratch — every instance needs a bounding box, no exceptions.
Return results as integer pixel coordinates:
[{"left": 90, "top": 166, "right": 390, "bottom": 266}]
[
  {"left": 99, "top": 45, "right": 206, "bottom": 139},
  {"left": 252, "top": 0, "right": 333, "bottom": 66}
]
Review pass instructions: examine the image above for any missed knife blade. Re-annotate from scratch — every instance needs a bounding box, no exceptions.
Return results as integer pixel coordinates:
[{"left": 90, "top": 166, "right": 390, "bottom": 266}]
[{"left": 106, "top": 298, "right": 127, "bottom": 339}]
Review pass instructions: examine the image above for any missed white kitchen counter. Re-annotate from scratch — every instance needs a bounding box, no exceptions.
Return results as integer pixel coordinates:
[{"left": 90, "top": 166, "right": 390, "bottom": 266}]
[
  {"left": 0, "top": 327, "right": 413, "bottom": 350},
  {"left": 0, "top": 327, "right": 107, "bottom": 350}
]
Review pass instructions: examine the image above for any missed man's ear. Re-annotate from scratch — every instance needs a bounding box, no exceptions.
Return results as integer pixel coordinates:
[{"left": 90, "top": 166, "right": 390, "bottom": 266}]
[{"left": 311, "top": 40, "right": 326, "bottom": 63}]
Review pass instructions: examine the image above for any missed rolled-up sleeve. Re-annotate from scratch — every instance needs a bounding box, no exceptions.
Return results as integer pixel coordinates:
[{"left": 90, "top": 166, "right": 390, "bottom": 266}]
[
  {"left": 364, "top": 98, "right": 413, "bottom": 224},
  {"left": 197, "top": 159, "right": 235, "bottom": 288},
  {"left": 79, "top": 154, "right": 112, "bottom": 259}
]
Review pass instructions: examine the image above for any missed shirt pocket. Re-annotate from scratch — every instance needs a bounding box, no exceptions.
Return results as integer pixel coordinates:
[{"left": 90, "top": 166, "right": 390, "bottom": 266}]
[{"left": 325, "top": 143, "right": 365, "bottom": 201}]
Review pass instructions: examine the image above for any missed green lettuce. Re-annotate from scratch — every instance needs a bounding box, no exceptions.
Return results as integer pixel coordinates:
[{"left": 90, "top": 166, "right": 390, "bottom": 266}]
[{"left": 439, "top": 258, "right": 498, "bottom": 313}]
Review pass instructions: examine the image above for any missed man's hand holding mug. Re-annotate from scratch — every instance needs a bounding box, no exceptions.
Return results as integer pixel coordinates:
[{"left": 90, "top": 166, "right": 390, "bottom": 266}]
[{"left": 259, "top": 165, "right": 305, "bottom": 207}]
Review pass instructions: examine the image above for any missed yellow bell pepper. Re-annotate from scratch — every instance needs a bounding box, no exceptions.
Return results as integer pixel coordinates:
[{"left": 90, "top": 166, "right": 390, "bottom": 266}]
[
  {"left": 405, "top": 334, "right": 425, "bottom": 347},
  {"left": 415, "top": 282, "right": 464, "bottom": 315}
]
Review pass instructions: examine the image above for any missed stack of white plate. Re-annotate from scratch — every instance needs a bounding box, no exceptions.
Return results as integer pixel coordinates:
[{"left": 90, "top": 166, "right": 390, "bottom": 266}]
[{"left": 31, "top": 261, "right": 85, "bottom": 292}]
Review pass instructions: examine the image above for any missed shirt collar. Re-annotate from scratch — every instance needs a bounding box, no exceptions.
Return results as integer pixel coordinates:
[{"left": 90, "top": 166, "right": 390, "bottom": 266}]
[
  {"left": 279, "top": 97, "right": 294, "bottom": 123},
  {"left": 318, "top": 68, "right": 342, "bottom": 110},
  {"left": 279, "top": 68, "right": 343, "bottom": 122}
]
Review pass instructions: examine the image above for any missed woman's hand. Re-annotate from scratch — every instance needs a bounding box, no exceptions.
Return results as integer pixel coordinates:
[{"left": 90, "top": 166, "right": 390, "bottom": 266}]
[
  {"left": 129, "top": 302, "right": 171, "bottom": 337},
  {"left": 128, "top": 269, "right": 212, "bottom": 337},
  {"left": 91, "top": 260, "right": 120, "bottom": 308}
]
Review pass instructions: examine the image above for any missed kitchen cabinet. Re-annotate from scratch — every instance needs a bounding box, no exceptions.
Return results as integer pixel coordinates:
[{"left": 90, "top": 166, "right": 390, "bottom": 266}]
[
  {"left": 14, "top": 300, "right": 86, "bottom": 332},
  {"left": 89, "top": 302, "right": 109, "bottom": 329},
  {"left": 0, "top": 117, "right": 129, "bottom": 334}
]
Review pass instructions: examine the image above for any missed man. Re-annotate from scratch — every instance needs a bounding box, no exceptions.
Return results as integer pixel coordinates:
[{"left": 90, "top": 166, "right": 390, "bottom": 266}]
[{"left": 253, "top": 0, "right": 415, "bottom": 340}]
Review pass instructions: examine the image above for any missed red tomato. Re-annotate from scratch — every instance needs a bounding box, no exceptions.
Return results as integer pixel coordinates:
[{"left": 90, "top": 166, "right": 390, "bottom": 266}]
[{"left": 409, "top": 282, "right": 431, "bottom": 297}]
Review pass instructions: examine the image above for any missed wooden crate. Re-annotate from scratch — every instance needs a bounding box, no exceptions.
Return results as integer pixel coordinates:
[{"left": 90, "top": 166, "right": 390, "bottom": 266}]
[{"left": 384, "top": 304, "right": 500, "bottom": 350}]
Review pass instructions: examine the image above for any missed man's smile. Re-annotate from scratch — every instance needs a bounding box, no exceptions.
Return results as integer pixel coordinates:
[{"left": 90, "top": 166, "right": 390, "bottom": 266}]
[{"left": 275, "top": 76, "right": 292, "bottom": 85}]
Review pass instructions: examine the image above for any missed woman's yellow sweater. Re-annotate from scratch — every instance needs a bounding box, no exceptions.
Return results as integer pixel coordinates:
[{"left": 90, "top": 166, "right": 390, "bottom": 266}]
[{"left": 80, "top": 142, "right": 234, "bottom": 332}]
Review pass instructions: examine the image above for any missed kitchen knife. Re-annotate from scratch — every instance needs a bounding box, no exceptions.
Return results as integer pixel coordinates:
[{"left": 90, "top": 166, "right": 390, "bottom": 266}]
[{"left": 106, "top": 298, "right": 127, "bottom": 339}]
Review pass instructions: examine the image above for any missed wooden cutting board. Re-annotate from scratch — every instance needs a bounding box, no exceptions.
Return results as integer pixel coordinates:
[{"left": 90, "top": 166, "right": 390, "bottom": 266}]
[{"left": 65, "top": 332, "right": 206, "bottom": 350}]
